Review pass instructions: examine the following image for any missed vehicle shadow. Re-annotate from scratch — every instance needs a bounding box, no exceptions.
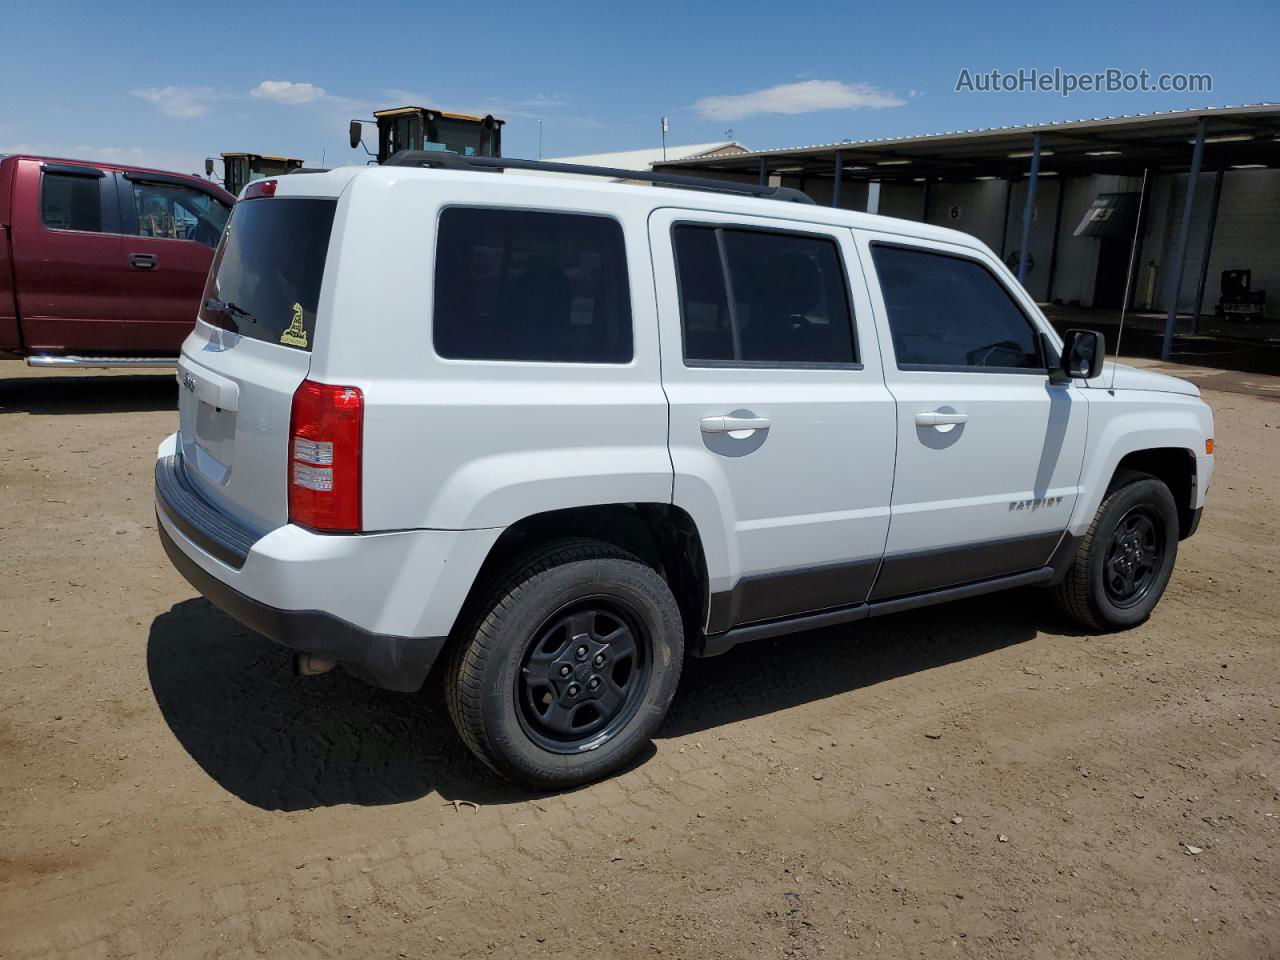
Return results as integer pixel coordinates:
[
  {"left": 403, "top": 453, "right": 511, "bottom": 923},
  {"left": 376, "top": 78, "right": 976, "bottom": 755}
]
[
  {"left": 663, "top": 589, "right": 1068, "bottom": 738},
  {"left": 0, "top": 373, "right": 177, "bottom": 415},
  {"left": 147, "top": 598, "right": 526, "bottom": 812},
  {"left": 148, "top": 589, "right": 1074, "bottom": 810}
]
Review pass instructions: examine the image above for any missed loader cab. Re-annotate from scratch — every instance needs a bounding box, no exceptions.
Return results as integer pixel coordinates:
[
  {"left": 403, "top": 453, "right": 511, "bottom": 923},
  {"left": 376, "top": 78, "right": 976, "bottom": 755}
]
[
  {"left": 350, "top": 107, "right": 504, "bottom": 165},
  {"left": 211, "top": 153, "right": 306, "bottom": 197}
]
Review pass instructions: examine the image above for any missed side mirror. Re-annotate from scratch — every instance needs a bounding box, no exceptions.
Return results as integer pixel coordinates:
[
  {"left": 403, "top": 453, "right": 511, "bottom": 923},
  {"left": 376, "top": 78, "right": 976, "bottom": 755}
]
[
  {"left": 204, "top": 157, "right": 214, "bottom": 177},
  {"left": 349, "top": 120, "right": 363, "bottom": 150},
  {"left": 1059, "top": 328, "right": 1105, "bottom": 380}
]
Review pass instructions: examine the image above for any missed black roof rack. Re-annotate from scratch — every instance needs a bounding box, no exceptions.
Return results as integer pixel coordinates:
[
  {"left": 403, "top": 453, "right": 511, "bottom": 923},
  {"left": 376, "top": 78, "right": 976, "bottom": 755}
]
[{"left": 381, "top": 149, "right": 815, "bottom": 204}]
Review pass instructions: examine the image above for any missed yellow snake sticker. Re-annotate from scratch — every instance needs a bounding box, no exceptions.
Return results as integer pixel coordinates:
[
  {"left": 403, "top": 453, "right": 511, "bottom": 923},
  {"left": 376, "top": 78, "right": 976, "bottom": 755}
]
[{"left": 280, "top": 302, "right": 308, "bottom": 348}]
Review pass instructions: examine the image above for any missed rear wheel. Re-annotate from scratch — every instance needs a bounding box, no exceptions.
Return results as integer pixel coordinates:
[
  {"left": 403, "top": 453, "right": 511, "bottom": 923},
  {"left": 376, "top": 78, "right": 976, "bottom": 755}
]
[
  {"left": 446, "top": 539, "right": 683, "bottom": 789},
  {"left": 1052, "top": 470, "right": 1179, "bottom": 631}
]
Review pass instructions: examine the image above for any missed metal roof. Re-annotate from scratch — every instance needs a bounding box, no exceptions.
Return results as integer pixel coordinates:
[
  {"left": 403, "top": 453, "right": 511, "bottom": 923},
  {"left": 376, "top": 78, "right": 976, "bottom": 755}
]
[
  {"left": 653, "top": 104, "right": 1280, "bottom": 182},
  {"left": 547, "top": 141, "right": 747, "bottom": 171}
]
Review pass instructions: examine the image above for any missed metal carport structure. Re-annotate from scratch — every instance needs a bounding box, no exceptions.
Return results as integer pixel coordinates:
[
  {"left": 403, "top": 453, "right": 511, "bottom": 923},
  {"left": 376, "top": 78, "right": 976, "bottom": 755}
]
[{"left": 654, "top": 104, "right": 1280, "bottom": 360}]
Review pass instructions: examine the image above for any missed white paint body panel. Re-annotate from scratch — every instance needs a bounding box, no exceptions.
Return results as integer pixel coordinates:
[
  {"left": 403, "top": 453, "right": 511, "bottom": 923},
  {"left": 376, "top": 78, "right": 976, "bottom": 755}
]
[
  {"left": 649, "top": 207, "right": 896, "bottom": 594},
  {"left": 854, "top": 229, "right": 1090, "bottom": 555}
]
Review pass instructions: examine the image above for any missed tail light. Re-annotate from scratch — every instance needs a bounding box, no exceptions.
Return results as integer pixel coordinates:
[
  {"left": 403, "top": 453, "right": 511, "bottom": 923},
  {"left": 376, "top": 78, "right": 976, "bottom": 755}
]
[
  {"left": 289, "top": 380, "right": 363, "bottom": 532},
  {"left": 243, "top": 179, "right": 277, "bottom": 199}
]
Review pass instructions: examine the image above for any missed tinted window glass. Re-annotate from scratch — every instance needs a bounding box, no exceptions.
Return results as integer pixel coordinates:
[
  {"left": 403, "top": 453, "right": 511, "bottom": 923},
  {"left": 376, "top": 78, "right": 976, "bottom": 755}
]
[
  {"left": 132, "top": 181, "right": 230, "bottom": 247},
  {"left": 674, "top": 225, "right": 856, "bottom": 365},
  {"left": 197, "top": 198, "right": 336, "bottom": 351},
  {"left": 871, "top": 245, "right": 1043, "bottom": 370},
  {"left": 41, "top": 174, "right": 101, "bottom": 232},
  {"left": 434, "top": 208, "right": 632, "bottom": 363},
  {"left": 673, "top": 226, "right": 733, "bottom": 361}
]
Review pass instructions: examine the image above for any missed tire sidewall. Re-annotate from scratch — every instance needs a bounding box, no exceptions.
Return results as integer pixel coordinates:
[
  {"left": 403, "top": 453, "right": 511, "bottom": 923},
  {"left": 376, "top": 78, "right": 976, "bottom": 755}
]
[
  {"left": 1087, "top": 478, "right": 1179, "bottom": 627},
  {"left": 475, "top": 557, "right": 683, "bottom": 786}
]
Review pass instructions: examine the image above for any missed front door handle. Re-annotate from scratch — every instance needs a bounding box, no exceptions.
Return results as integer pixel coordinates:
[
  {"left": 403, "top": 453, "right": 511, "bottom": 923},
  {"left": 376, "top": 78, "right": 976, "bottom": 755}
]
[
  {"left": 129, "top": 253, "right": 157, "bottom": 271},
  {"left": 700, "top": 415, "right": 772, "bottom": 434},
  {"left": 914, "top": 410, "right": 968, "bottom": 427}
]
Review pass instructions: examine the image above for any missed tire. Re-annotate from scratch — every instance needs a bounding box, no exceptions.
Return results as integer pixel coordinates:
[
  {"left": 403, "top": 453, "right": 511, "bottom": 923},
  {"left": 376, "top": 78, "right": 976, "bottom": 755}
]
[
  {"left": 446, "top": 538, "right": 684, "bottom": 789},
  {"left": 1052, "top": 470, "right": 1179, "bottom": 631}
]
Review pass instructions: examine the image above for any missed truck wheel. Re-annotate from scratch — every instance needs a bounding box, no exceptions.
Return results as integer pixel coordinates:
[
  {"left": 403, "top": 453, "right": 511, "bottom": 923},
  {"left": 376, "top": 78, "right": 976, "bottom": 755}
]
[
  {"left": 1052, "top": 470, "right": 1179, "bottom": 632},
  {"left": 446, "top": 539, "right": 684, "bottom": 789}
]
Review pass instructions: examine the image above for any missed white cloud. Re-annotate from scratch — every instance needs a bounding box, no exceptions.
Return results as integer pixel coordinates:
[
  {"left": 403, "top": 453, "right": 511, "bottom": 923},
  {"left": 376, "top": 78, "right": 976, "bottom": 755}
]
[
  {"left": 693, "top": 80, "right": 906, "bottom": 121},
  {"left": 132, "top": 85, "right": 217, "bottom": 119},
  {"left": 250, "top": 80, "right": 326, "bottom": 105}
]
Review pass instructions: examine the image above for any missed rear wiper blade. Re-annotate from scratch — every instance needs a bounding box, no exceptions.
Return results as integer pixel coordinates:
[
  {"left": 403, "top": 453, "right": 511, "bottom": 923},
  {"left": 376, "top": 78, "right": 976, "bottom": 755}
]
[{"left": 204, "top": 298, "right": 257, "bottom": 323}]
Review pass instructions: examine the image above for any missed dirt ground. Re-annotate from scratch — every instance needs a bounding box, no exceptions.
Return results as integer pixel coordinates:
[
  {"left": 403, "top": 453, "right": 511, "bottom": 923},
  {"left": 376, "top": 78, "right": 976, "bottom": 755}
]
[{"left": 1, "top": 360, "right": 1277, "bottom": 960}]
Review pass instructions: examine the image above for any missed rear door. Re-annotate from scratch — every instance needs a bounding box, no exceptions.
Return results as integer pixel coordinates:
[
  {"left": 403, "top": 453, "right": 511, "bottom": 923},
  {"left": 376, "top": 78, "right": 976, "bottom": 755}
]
[
  {"left": 177, "top": 194, "right": 336, "bottom": 533},
  {"left": 9, "top": 160, "right": 129, "bottom": 352},
  {"left": 855, "top": 231, "right": 1088, "bottom": 598},
  {"left": 119, "top": 173, "right": 231, "bottom": 352},
  {"left": 650, "top": 208, "right": 896, "bottom": 631}
]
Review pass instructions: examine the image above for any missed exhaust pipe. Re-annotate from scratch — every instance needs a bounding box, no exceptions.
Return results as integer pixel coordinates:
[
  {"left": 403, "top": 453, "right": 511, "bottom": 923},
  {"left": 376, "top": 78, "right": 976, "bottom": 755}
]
[{"left": 295, "top": 654, "right": 338, "bottom": 677}]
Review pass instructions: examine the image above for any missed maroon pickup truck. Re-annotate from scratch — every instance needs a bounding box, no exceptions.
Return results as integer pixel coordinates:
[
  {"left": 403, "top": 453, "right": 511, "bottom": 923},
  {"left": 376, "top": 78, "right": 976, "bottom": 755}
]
[{"left": 0, "top": 154, "right": 234, "bottom": 367}]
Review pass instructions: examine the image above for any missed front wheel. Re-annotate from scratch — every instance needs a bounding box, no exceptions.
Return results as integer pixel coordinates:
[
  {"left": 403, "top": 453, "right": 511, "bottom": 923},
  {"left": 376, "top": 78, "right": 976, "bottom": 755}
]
[
  {"left": 446, "top": 539, "right": 684, "bottom": 789},
  {"left": 1052, "top": 470, "right": 1179, "bottom": 631}
]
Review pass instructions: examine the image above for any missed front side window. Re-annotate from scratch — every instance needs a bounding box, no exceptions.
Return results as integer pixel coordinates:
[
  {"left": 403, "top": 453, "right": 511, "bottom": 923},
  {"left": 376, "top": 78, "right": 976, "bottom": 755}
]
[
  {"left": 131, "top": 181, "right": 230, "bottom": 247},
  {"left": 674, "top": 225, "right": 857, "bottom": 366},
  {"left": 434, "top": 208, "right": 632, "bottom": 363},
  {"left": 871, "top": 244, "right": 1043, "bottom": 371},
  {"left": 41, "top": 173, "right": 102, "bottom": 232}
]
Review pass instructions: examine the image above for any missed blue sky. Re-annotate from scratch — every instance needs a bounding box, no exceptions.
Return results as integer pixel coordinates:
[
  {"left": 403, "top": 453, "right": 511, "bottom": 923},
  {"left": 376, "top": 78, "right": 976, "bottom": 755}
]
[{"left": 2, "top": 0, "right": 1276, "bottom": 178}]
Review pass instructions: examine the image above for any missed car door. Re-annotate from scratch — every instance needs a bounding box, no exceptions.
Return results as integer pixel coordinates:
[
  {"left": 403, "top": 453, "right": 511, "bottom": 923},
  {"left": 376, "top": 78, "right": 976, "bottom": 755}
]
[
  {"left": 9, "top": 161, "right": 128, "bottom": 352},
  {"left": 650, "top": 208, "right": 896, "bottom": 633},
  {"left": 118, "top": 173, "right": 230, "bottom": 352},
  {"left": 854, "top": 229, "right": 1088, "bottom": 599}
]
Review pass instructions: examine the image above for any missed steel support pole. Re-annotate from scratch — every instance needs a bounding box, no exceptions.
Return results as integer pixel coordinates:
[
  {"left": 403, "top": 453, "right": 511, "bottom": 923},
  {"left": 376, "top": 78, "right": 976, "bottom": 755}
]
[
  {"left": 1126, "top": 169, "right": 1156, "bottom": 310},
  {"left": 1017, "top": 134, "right": 1041, "bottom": 286},
  {"left": 1191, "top": 168, "right": 1225, "bottom": 334},
  {"left": 999, "top": 175, "right": 1014, "bottom": 259},
  {"left": 832, "top": 150, "right": 843, "bottom": 207},
  {"left": 921, "top": 178, "right": 931, "bottom": 222},
  {"left": 758, "top": 157, "right": 767, "bottom": 186},
  {"left": 1162, "top": 117, "right": 1206, "bottom": 360},
  {"left": 1045, "top": 175, "right": 1067, "bottom": 302}
]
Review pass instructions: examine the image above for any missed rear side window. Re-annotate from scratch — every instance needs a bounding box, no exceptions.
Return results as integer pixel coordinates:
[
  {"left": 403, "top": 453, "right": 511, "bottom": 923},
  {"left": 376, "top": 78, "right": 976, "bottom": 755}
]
[
  {"left": 41, "top": 174, "right": 102, "bottom": 232},
  {"left": 198, "top": 198, "right": 336, "bottom": 351},
  {"left": 871, "top": 244, "right": 1043, "bottom": 371},
  {"left": 434, "top": 207, "right": 632, "bottom": 363},
  {"left": 674, "top": 225, "right": 856, "bottom": 366}
]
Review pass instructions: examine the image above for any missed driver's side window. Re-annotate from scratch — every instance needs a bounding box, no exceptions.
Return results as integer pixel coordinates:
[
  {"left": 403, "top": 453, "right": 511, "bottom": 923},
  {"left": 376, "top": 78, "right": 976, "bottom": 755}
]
[{"left": 871, "top": 242, "right": 1043, "bottom": 371}]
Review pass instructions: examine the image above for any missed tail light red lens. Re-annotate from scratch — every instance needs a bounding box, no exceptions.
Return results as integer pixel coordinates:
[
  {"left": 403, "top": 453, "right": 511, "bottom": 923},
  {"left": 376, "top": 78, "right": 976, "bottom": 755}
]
[{"left": 288, "top": 380, "right": 363, "bottom": 532}]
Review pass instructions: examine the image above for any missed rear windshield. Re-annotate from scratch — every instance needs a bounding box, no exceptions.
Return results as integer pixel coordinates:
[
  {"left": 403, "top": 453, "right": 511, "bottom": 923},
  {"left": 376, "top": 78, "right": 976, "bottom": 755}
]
[{"left": 198, "top": 198, "right": 337, "bottom": 350}]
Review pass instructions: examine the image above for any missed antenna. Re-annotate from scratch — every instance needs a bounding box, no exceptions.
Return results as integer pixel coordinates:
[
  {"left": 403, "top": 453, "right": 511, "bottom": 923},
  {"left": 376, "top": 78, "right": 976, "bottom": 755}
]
[{"left": 1109, "top": 166, "right": 1149, "bottom": 394}]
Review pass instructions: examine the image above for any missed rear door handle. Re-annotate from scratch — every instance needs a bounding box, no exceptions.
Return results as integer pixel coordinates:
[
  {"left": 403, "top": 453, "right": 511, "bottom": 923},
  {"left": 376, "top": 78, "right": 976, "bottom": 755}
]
[
  {"left": 129, "top": 253, "right": 157, "bottom": 271},
  {"left": 700, "top": 415, "right": 772, "bottom": 434},
  {"left": 914, "top": 410, "right": 968, "bottom": 427}
]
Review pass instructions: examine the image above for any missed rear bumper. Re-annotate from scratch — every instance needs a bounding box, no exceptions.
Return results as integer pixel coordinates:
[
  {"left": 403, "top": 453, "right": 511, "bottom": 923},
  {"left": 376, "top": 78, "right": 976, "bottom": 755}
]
[
  {"left": 159, "top": 522, "right": 444, "bottom": 691},
  {"left": 154, "top": 435, "right": 502, "bottom": 692}
]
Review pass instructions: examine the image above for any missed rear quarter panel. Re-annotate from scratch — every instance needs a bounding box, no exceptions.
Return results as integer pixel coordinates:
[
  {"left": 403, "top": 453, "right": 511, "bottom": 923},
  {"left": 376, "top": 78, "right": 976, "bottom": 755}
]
[{"left": 308, "top": 171, "right": 673, "bottom": 532}]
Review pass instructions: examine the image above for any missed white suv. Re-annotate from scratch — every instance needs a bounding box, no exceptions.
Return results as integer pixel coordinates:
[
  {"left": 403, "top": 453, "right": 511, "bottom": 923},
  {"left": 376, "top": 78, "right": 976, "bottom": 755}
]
[{"left": 156, "top": 156, "right": 1214, "bottom": 787}]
